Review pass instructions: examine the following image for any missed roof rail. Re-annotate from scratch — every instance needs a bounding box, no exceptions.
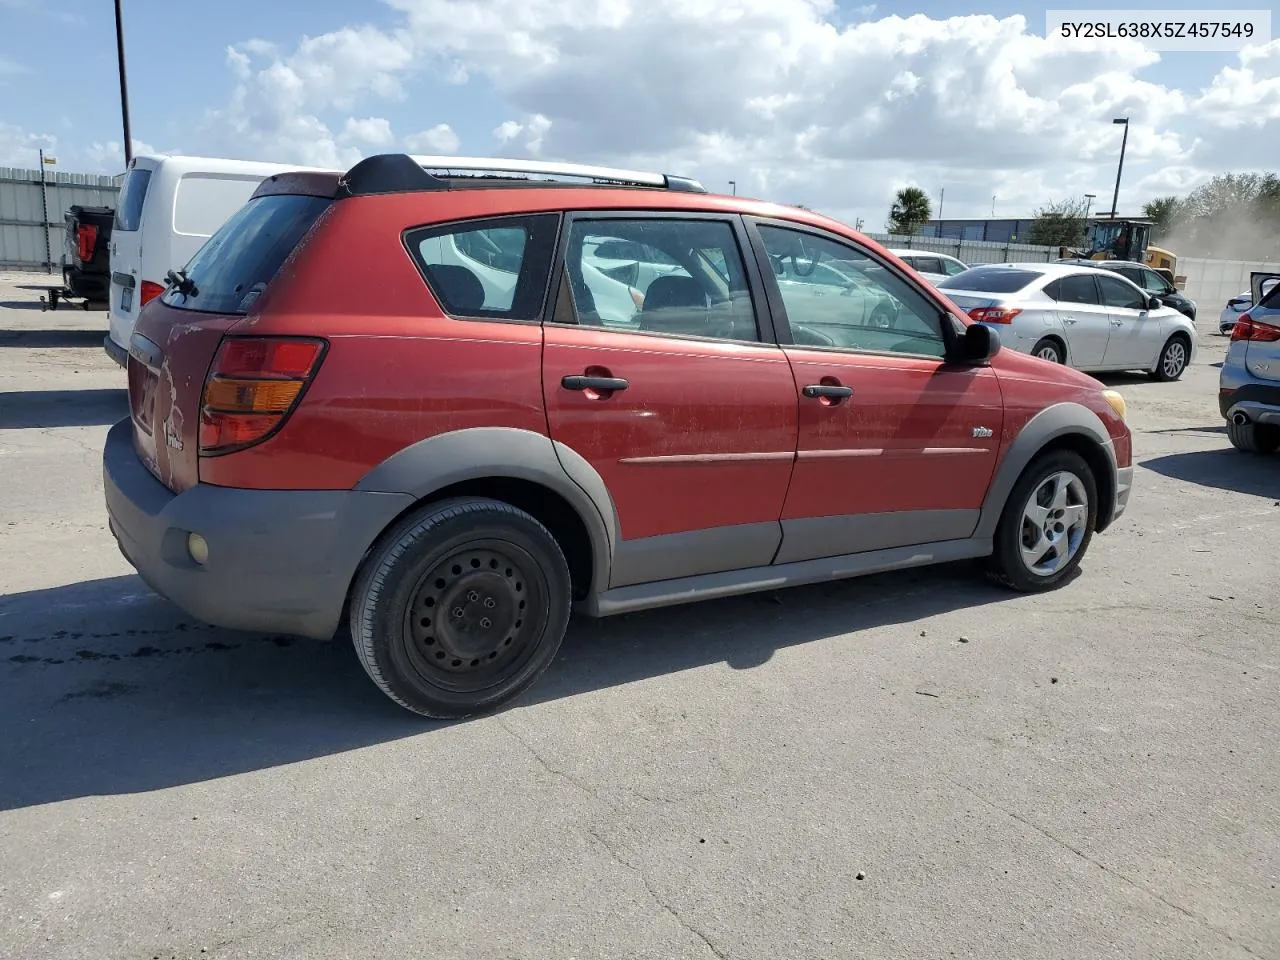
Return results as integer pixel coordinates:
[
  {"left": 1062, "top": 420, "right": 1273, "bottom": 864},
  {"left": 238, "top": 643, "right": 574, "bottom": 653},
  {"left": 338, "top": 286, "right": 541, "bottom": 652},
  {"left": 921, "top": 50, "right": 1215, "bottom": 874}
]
[{"left": 336, "top": 153, "right": 706, "bottom": 198}]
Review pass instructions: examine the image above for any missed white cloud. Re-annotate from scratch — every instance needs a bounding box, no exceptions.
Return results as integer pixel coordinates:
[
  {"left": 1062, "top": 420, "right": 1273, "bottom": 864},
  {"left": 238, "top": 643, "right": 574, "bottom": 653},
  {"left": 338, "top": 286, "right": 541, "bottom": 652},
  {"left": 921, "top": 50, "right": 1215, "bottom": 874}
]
[
  {"left": 85, "top": 139, "right": 161, "bottom": 171},
  {"left": 339, "top": 116, "right": 396, "bottom": 147},
  {"left": 405, "top": 123, "right": 460, "bottom": 154},
  {"left": 179, "top": 3, "right": 1280, "bottom": 221},
  {"left": 493, "top": 114, "right": 551, "bottom": 155},
  {"left": 0, "top": 121, "right": 55, "bottom": 167}
]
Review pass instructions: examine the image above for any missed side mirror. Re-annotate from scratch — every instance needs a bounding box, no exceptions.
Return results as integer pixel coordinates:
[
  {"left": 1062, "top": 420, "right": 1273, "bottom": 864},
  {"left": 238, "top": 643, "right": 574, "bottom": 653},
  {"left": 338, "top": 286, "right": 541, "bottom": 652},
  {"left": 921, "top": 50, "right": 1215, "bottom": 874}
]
[
  {"left": 1147, "top": 295, "right": 1162, "bottom": 310},
  {"left": 957, "top": 321, "right": 1000, "bottom": 364}
]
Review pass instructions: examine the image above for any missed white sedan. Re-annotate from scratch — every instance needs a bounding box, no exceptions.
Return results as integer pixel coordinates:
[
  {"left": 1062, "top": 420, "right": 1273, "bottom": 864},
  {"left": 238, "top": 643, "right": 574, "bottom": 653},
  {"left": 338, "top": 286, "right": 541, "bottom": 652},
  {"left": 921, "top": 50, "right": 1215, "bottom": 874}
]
[
  {"left": 886, "top": 248, "right": 969, "bottom": 285},
  {"left": 936, "top": 262, "right": 1198, "bottom": 380}
]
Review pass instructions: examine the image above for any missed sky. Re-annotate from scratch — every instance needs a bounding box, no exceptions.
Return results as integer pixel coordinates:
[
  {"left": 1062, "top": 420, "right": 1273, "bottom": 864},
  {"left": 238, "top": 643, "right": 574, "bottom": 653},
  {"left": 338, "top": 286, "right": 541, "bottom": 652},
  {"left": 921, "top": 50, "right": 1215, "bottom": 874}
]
[{"left": 1, "top": 0, "right": 1278, "bottom": 227}]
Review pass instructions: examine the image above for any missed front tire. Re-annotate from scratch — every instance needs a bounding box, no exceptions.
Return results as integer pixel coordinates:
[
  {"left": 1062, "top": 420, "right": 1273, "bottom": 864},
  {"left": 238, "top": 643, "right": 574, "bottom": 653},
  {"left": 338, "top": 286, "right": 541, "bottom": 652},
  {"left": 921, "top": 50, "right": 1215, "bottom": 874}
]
[
  {"left": 1149, "top": 334, "right": 1190, "bottom": 381},
  {"left": 986, "top": 450, "right": 1098, "bottom": 592},
  {"left": 1031, "top": 338, "right": 1065, "bottom": 365},
  {"left": 349, "top": 497, "right": 572, "bottom": 718},
  {"left": 1227, "top": 420, "right": 1280, "bottom": 454}
]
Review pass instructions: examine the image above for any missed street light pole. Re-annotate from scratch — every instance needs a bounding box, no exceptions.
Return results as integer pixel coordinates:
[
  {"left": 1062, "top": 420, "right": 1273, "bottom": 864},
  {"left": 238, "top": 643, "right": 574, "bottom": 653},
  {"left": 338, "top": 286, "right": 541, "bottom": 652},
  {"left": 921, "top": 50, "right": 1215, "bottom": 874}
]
[
  {"left": 1109, "top": 117, "right": 1129, "bottom": 219},
  {"left": 114, "top": 0, "right": 134, "bottom": 167},
  {"left": 1083, "top": 193, "right": 1096, "bottom": 220},
  {"left": 991, "top": 195, "right": 996, "bottom": 217},
  {"left": 938, "top": 186, "right": 944, "bottom": 221},
  {"left": 728, "top": 180, "right": 736, "bottom": 196}
]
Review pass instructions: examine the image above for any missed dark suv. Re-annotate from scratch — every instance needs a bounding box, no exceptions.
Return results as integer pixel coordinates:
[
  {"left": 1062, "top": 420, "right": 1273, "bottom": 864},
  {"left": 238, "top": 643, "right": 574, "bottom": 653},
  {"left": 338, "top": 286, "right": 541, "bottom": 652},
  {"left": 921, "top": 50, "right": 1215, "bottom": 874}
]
[
  {"left": 103, "top": 154, "right": 1134, "bottom": 717},
  {"left": 1058, "top": 259, "right": 1196, "bottom": 320}
]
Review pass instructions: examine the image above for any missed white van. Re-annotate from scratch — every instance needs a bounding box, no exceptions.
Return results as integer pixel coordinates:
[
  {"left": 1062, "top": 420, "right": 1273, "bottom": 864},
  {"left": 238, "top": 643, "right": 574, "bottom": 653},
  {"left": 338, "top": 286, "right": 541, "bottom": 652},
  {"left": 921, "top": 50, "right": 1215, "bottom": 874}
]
[{"left": 104, "top": 155, "right": 329, "bottom": 366}]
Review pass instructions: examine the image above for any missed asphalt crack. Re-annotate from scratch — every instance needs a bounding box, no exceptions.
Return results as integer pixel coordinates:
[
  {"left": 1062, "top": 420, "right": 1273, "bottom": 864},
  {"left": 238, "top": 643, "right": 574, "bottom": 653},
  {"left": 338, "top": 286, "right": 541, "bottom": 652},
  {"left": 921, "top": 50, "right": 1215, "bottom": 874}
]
[
  {"left": 945, "top": 776, "right": 1264, "bottom": 958},
  {"left": 587, "top": 827, "right": 729, "bottom": 960}
]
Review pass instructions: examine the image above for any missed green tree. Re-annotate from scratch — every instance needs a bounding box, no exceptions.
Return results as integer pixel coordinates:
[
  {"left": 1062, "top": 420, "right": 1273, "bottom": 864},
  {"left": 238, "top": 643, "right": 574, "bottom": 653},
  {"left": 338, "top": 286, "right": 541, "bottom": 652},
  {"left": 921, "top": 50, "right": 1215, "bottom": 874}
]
[
  {"left": 1142, "top": 196, "right": 1183, "bottom": 241},
  {"left": 886, "top": 187, "right": 931, "bottom": 235},
  {"left": 1027, "top": 197, "right": 1090, "bottom": 247}
]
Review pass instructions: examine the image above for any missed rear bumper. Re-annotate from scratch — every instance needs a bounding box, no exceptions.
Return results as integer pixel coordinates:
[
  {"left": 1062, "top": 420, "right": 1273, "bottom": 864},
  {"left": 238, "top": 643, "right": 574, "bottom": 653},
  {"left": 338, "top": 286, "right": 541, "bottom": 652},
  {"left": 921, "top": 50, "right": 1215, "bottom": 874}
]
[
  {"left": 103, "top": 417, "right": 414, "bottom": 639},
  {"left": 103, "top": 334, "right": 128, "bottom": 367},
  {"left": 1219, "top": 382, "right": 1280, "bottom": 422}
]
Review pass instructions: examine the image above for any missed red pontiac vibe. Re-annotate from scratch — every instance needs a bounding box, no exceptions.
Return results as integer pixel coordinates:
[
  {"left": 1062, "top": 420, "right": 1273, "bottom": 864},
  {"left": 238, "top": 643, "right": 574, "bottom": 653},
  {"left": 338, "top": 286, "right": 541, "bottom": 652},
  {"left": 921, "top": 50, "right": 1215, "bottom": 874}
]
[{"left": 103, "top": 154, "right": 1134, "bottom": 717}]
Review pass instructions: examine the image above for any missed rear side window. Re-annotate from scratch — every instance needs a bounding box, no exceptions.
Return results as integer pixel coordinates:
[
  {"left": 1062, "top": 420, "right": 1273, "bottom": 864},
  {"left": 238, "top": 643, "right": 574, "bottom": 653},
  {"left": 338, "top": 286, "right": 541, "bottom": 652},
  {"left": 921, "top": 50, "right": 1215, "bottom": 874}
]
[
  {"left": 160, "top": 193, "right": 331, "bottom": 315},
  {"left": 937, "top": 266, "right": 1039, "bottom": 293},
  {"left": 173, "top": 174, "right": 265, "bottom": 237},
  {"left": 1045, "top": 274, "right": 1102, "bottom": 305},
  {"left": 114, "top": 167, "right": 152, "bottom": 232},
  {"left": 407, "top": 214, "right": 560, "bottom": 321}
]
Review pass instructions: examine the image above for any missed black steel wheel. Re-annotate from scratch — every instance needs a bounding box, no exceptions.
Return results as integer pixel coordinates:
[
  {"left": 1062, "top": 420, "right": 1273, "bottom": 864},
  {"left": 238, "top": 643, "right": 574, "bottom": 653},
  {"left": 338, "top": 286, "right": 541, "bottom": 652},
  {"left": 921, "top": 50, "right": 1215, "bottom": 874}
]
[{"left": 350, "top": 497, "right": 572, "bottom": 718}]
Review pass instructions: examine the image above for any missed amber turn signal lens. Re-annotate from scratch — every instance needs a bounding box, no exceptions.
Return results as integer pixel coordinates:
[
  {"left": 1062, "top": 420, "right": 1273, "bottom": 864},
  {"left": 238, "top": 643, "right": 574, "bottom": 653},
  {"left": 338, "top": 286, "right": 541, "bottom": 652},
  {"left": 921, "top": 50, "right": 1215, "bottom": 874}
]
[{"left": 203, "top": 377, "right": 304, "bottom": 414}]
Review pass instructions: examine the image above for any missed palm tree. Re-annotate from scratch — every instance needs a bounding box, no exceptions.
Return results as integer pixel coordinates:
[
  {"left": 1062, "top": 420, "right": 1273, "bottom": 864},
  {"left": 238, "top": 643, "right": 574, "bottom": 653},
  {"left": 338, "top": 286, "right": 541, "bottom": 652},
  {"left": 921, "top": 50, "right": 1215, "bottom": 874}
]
[
  {"left": 887, "top": 187, "right": 932, "bottom": 235},
  {"left": 1142, "top": 196, "right": 1183, "bottom": 241}
]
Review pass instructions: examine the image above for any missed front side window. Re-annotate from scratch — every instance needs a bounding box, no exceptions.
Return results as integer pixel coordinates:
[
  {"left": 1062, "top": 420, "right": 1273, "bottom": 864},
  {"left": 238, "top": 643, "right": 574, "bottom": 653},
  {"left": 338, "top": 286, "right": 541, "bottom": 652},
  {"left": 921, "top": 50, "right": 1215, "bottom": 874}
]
[
  {"left": 558, "top": 218, "right": 759, "bottom": 342},
  {"left": 757, "top": 225, "right": 947, "bottom": 358},
  {"left": 408, "top": 214, "right": 560, "bottom": 320},
  {"left": 942, "top": 257, "right": 968, "bottom": 277},
  {"left": 1097, "top": 274, "right": 1147, "bottom": 310}
]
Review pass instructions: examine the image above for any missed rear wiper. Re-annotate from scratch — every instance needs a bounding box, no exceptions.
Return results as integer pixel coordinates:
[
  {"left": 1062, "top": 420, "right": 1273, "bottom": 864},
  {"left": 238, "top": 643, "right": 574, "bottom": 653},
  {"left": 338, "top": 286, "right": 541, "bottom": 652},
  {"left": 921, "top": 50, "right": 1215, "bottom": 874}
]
[{"left": 165, "top": 268, "right": 197, "bottom": 297}]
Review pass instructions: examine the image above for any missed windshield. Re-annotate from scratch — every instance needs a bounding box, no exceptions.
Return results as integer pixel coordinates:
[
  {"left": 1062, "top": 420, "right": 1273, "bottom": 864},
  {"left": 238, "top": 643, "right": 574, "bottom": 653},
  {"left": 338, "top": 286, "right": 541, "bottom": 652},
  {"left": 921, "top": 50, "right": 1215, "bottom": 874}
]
[
  {"left": 114, "top": 167, "right": 152, "bottom": 232},
  {"left": 937, "top": 266, "right": 1040, "bottom": 293},
  {"left": 160, "top": 193, "right": 331, "bottom": 315}
]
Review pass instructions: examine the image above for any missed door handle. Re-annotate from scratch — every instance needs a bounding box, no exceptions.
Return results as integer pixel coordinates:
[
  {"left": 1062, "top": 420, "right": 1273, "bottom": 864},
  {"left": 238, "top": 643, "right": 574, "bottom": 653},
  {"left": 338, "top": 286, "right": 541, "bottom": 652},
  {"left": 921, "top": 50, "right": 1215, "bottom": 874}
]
[
  {"left": 1062, "top": 316, "right": 1077, "bottom": 324},
  {"left": 562, "top": 374, "right": 629, "bottom": 393},
  {"left": 802, "top": 384, "right": 854, "bottom": 400},
  {"left": 1111, "top": 319, "right": 1124, "bottom": 327}
]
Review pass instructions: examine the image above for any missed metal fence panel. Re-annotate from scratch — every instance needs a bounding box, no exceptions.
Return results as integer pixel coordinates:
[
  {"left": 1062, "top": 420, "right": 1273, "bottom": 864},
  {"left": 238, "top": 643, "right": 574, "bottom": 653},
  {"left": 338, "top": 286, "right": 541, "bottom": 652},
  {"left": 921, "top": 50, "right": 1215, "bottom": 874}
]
[
  {"left": 1177, "top": 257, "right": 1280, "bottom": 309},
  {"left": 863, "top": 232, "right": 1060, "bottom": 265},
  {"left": 0, "top": 166, "right": 121, "bottom": 271}
]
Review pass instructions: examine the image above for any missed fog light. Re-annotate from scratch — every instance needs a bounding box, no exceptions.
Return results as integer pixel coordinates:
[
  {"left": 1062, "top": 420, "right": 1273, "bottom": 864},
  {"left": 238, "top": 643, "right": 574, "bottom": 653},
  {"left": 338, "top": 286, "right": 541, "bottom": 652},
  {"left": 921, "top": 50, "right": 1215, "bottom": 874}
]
[{"left": 187, "top": 533, "right": 209, "bottom": 566}]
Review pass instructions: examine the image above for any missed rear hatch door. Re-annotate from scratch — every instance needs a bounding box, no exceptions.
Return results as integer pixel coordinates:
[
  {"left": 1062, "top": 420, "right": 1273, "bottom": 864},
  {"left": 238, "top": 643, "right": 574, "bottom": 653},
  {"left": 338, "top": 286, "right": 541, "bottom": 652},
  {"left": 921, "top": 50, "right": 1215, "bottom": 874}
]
[
  {"left": 1242, "top": 272, "right": 1280, "bottom": 382},
  {"left": 127, "top": 182, "right": 335, "bottom": 493}
]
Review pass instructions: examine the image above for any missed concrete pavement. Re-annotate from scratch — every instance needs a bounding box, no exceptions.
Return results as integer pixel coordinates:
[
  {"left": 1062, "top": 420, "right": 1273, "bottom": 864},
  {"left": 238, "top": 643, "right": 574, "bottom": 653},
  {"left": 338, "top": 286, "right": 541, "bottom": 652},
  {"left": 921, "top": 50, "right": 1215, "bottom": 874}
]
[{"left": 0, "top": 272, "right": 1276, "bottom": 959}]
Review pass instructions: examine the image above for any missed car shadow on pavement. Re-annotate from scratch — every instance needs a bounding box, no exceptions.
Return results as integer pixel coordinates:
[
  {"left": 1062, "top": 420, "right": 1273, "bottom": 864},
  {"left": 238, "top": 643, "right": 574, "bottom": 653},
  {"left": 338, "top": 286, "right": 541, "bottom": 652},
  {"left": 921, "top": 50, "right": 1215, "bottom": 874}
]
[
  {"left": 0, "top": 328, "right": 107, "bottom": 347},
  {"left": 0, "top": 300, "right": 45, "bottom": 312},
  {"left": 0, "top": 389, "right": 127, "bottom": 429},
  {"left": 1142, "top": 448, "right": 1279, "bottom": 498},
  {"left": 0, "top": 565, "right": 1012, "bottom": 810}
]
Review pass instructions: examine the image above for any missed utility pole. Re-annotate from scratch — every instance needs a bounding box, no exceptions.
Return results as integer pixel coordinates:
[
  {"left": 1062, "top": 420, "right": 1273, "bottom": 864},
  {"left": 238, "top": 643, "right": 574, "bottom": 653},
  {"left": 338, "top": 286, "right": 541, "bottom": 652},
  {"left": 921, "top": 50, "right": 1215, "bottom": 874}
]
[
  {"left": 38, "top": 149, "right": 53, "bottom": 274},
  {"left": 938, "top": 186, "right": 944, "bottom": 221},
  {"left": 1109, "top": 118, "right": 1129, "bottom": 219},
  {"left": 991, "top": 195, "right": 996, "bottom": 217},
  {"left": 114, "top": 0, "right": 134, "bottom": 166}
]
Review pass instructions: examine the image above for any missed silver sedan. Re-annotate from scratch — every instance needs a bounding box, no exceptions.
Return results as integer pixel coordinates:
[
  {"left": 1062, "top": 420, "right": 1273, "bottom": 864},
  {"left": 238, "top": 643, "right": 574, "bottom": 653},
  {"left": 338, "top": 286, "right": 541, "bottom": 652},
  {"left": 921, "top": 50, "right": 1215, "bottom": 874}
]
[{"left": 936, "top": 262, "right": 1198, "bottom": 380}]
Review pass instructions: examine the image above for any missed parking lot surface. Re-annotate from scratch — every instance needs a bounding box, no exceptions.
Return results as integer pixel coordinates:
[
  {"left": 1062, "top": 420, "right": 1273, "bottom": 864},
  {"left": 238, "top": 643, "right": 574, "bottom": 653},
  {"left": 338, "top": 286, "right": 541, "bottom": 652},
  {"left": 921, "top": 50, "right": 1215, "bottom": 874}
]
[{"left": 1, "top": 271, "right": 1276, "bottom": 959}]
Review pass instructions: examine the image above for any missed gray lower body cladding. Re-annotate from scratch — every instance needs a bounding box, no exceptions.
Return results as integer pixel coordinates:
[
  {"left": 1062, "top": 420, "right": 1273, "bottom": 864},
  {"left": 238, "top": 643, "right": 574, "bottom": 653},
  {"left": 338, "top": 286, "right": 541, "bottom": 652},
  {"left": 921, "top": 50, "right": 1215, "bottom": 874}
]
[{"left": 103, "top": 418, "right": 414, "bottom": 639}]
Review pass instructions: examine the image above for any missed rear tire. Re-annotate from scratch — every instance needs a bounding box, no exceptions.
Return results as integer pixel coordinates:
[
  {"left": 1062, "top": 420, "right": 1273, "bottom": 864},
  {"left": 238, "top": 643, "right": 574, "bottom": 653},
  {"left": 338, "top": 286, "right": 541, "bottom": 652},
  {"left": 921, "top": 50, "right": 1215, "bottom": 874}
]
[
  {"left": 349, "top": 497, "right": 572, "bottom": 718},
  {"left": 1227, "top": 420, "right": 1280, "bottom": 454},
  {"left": 1031, "top": 338, "right": 1064, "bottom": 365},
  {"left": 1149, "top": 334, "right": 1190, "bottom": 381},
  {"left": 986, "top": 450, "right": 1098, "bottom": 593}
]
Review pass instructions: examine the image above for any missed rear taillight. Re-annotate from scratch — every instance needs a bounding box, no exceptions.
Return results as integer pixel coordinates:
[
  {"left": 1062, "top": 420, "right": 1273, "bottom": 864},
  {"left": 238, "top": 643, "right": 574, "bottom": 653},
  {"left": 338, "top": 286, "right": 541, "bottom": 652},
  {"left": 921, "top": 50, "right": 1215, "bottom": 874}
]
[
  {"left": 139, "top": 280, "right": 165, "bottom": 307},
  {"left": 76, "top": 224, "right": 98, "bottom": 263},
  {"left": 967, "top": 306, "right": 1022, "bottom": 324},
  {"left": 199, "top": 336, "right": 327, "bottom": 455},
  {"left": 1231, "top": 313, "right": 1280, "bottom": 343}
]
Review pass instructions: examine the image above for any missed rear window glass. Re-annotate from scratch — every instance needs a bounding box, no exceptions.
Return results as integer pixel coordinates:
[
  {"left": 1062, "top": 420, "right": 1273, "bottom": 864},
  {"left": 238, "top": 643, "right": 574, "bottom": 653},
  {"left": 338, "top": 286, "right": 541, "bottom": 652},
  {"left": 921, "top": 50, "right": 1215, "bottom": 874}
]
[
  {"left": 173, "top": 174, "right": 265, "bottom": 237},
  {"left": 937, "top": 266, "right": 1040, "bottom": 293},
  {"left": 160, "top": 193, "right": 331, "bottom": 315},
  {"left": 407, "top": 214, "right": 561, "bottom": 320},
  {"left": 114, "top": 168, "right": 152, "bottom": 232}
]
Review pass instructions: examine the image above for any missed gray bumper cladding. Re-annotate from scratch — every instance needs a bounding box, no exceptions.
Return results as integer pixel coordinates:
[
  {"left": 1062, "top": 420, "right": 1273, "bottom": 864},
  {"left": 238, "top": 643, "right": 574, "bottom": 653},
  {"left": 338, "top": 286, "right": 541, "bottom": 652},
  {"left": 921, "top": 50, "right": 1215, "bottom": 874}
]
[{"left": 102, "top": 418, "right": 414, "bottom": 639}]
